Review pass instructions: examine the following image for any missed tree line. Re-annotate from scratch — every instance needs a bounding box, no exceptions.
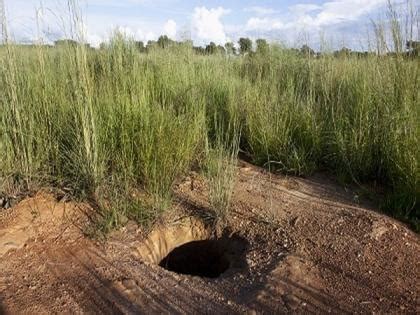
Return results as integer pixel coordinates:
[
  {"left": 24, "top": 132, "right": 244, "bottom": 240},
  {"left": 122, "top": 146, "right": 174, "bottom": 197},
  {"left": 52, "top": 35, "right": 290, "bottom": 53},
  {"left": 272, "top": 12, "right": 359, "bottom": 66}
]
[
  {"left": 98, "top": 35, "right": 420, "bottom": 58},
  {"left": 27, "top": 36, "right": 420, "bottom": 59}
]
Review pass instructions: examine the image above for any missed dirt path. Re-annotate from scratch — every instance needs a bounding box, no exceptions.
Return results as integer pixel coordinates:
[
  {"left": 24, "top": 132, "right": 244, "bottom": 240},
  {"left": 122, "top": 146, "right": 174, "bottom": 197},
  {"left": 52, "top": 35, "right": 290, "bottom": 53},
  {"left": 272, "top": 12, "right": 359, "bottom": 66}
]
[{"left": 1, "top": 162, "right": 419, "bottom": 314}]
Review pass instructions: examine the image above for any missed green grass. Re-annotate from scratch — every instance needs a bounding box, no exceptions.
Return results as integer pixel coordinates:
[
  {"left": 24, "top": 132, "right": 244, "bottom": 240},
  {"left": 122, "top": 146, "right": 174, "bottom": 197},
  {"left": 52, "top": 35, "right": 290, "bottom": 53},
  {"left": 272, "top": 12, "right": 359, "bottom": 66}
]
[{"left": 0, "top": 33, "right": 418, "bottom": 231}]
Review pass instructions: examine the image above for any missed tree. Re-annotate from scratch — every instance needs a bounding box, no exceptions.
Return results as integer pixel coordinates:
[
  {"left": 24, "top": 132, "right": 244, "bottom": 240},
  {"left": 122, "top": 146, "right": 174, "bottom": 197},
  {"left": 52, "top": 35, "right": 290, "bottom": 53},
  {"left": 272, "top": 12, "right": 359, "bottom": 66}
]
[
  {"left": 256, "top": 38, "right": 269, "bottom": 55},
  {"left": 135, "top": 41, "right": 146, "bottom": 52},
  {"left": 205, "top": 42, "right": 217, "bottom": 55},
  {"left": 334, "top": 47, "right": 351, "bottom": 58},
  {"left": 193, "top": 46, "right": 206, "bottom": 55},
  {"left": 217, "top": 45, "right": 226, "bottom": 55},
  {"left": 225, "top": 42, "right": 236, "bottom": 55},
  {"left": 238, "top": 37, "right": 252, "bottom": 55},
  {"left": 146, "top": 40, "right": 158, "bottom": 51},
  {"left": 54, "top": 39, "right": 78, "bottom": 47},
  {"left": 157, "top": 35, "right": 172, "bottom": 49},
  {"left": 289, "top": 48, "right": 300, "bottom": 55},
  {"left": 406, "top": 40, "right": 420, "bottom": 57},
  {"left": 300, "top": 44, "right": 314, "bottom": 57}
]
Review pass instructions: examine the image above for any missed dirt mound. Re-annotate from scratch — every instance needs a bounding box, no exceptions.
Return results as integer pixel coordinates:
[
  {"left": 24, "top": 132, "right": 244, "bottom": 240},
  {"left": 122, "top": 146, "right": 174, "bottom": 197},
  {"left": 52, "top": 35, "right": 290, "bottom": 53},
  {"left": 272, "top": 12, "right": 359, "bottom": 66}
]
[
  {"left": 1, "top": 162, "right": 419, "bottom": 314},
  {"left": 0, "top": 193, "right": 89, "bottom": 257}
]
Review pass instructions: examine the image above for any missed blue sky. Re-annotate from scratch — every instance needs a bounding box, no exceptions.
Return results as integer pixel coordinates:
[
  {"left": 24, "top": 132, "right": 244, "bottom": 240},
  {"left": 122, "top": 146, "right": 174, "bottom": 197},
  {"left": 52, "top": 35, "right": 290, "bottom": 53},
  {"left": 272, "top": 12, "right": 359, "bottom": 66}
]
[{"left": 2, "top": 0, "right": 415, "bottom": 49}]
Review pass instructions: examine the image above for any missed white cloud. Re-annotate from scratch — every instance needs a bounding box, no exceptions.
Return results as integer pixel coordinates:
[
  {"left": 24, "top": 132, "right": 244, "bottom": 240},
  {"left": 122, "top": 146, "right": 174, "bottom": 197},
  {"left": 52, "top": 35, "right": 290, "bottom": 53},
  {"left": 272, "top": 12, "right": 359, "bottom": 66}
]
[
  {"left": 289, "top": 4, "right": 322, "bottom": 15},
  {"left": 163, "top": 19, "right": 177, "bottom": 39},
  {"left": 246, "top": 0, "right": 387, "bottom": 32},
  {"left": 246, "top": 18, "right": 284, "bottom": 31},
  {"left": 117, "top": 26, "right": 136, "bottom": 38},
  {"left": 191, "top": 6, "right": 230, "bottom": 45},
  {"left": 315, "top": 0, "right": 386, "bottom": 26},
  {"left": 244, "top": 6, "right": 278, "bottom": 15},
  {"left": 116, "top": 26, "right": 155, "bottom": 42}
]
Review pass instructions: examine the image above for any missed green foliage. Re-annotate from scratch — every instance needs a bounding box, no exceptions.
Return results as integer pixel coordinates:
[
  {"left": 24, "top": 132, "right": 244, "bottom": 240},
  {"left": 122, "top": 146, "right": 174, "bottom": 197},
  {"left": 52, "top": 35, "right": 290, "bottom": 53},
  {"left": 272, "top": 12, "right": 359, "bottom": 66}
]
[
  {"left": 206, "top": 133, "right": 240, "bottom": 222},
  {"left": 300, "top": 44, "right": 315, "bottom": 57},
  {"left": 157, "top": 35, "right": 173, "bottom": 49},
  {"left": 205, "top": 42, "right": 217, "bottom": 55},
  {"left": 0, "top": 33, "right": 418, "bottom": 231},
  {"left": 225, "top": 42, "right": 236, "bottom": 55},
  {"left": 256, "top": 39, "right": 269, "bottom": 55},
  {"left": 406, "top": 40, "right": 420, "bottom": 57},
  {"left": 217, "top": 45, "right": 226, "bottom": 55},
  {"left": 135, "top": 41, "right": 146, "bottom": 52},
  {"left": 239, "top": 37, "right": 252, "bottom": 54},
  {"left": 54, "top": 39, "right": 78, "bottom": 47},
  {"left": 334, "top": 47, "right": 352, "bottom": 58}
]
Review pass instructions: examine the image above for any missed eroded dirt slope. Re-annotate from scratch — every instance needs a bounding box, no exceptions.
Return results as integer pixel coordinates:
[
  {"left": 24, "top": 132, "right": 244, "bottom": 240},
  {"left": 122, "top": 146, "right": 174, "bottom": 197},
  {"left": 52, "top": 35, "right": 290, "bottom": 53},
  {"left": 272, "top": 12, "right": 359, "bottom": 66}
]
[{"left": 1, "top": 162, "right": 419, "bottom": 314}]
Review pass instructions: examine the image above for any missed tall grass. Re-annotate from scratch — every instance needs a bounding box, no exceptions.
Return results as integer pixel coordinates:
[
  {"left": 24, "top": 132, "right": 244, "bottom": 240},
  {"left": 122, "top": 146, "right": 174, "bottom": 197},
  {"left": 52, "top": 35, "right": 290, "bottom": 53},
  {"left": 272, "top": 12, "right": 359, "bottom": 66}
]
[
  {"left": 0, "top": 4, "right": 418, "bottom": 230},
  {"left": 205, "top": 91, "right": 241, "bottom": 221}
]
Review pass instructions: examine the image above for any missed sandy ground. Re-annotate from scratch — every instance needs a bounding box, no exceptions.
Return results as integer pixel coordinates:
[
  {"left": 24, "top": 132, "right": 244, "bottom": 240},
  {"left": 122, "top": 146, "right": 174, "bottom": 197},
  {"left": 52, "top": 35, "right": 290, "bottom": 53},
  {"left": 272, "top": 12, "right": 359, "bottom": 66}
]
[{"left": 0, "top": 161, "right": 419, "bottom": 314}]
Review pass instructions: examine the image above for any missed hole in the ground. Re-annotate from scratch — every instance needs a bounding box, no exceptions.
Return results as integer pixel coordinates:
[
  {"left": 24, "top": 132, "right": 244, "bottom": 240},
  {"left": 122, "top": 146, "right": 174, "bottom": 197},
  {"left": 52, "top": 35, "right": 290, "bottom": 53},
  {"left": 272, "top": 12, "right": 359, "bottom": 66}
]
[{"left": 159, "top": 236, "right": 248, "bottom": 278}]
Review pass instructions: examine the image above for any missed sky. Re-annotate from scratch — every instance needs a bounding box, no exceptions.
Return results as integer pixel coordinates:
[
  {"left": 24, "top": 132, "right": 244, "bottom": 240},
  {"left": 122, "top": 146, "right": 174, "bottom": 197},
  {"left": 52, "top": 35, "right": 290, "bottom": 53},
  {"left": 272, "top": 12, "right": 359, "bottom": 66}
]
[{"left": 2, "top": 0, "right": 417, "bottom": 50}]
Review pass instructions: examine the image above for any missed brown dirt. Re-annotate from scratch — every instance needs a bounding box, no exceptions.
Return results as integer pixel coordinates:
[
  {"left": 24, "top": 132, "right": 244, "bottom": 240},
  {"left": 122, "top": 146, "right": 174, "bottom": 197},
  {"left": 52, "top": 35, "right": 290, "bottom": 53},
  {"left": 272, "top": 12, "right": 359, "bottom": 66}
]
[{"left": 1, "top": 161, "right": 419, "bottom": 314}]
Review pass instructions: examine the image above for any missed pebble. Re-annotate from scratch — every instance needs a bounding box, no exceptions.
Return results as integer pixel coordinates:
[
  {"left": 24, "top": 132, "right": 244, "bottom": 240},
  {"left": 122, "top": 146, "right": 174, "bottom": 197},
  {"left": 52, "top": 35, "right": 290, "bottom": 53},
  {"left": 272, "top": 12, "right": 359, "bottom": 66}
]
[{"left": 122, "top": 279, "right": 136, "bottom": 288}]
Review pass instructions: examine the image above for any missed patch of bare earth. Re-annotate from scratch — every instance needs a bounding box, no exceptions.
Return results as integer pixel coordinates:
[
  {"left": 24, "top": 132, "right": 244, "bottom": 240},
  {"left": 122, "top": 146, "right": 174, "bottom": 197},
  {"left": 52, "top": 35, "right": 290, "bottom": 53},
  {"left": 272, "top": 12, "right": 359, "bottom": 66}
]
[{"left": 1, "top": 161, "right": 419, "bottom": 314}]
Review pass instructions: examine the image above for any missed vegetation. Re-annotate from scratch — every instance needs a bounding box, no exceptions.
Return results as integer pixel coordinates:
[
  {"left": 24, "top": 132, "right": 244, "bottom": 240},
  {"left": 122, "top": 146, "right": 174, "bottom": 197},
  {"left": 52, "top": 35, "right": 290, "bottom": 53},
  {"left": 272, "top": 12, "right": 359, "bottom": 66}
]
[
  {"left": 0, "top": 6, "right": 419, "bottom": 232},
  {"left": 238, "top": 37, "right": 253, "bottom": 55}
]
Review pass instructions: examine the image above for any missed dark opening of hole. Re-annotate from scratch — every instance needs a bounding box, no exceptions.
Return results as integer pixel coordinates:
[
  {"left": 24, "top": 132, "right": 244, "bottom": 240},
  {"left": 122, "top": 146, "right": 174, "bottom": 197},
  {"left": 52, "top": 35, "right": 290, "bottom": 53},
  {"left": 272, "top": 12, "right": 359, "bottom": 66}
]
[{"left": 159, "top": 237, "right": 247, "bottom": 278}]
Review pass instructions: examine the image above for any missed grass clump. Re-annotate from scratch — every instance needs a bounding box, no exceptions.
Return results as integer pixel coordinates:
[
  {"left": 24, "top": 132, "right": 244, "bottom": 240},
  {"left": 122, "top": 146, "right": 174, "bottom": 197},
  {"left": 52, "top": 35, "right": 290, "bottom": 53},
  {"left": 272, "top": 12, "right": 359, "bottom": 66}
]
[{"left": 206, "top": 114, "right": 241, "bottom": 222}]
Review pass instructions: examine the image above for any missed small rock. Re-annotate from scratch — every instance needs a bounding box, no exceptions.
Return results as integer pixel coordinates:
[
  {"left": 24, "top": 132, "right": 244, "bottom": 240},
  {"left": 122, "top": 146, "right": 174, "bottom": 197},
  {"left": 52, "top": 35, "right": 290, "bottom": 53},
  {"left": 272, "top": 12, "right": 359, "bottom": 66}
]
[
  {"left": 122, "top": 279, "right": 136, "bottom": 289},
  {"left": 0, "top": 197, "right": 11, "bottom": 209},
  {"left": 4, "top": 200, "right": 11, "bottom": 209}
]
